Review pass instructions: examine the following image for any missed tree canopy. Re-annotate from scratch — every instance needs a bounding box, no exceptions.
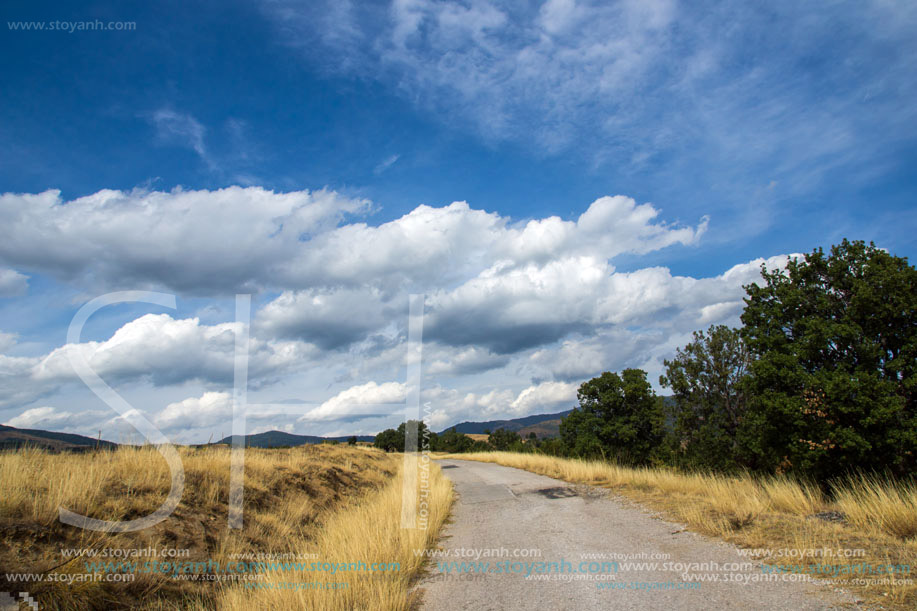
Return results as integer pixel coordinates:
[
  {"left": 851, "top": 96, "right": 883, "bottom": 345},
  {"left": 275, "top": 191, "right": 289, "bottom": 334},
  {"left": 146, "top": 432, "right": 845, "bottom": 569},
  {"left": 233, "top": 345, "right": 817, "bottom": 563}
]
[
  {"left": 559, "top": 369, "right": 664, "bottom": 465},
  {"left": 741, "top": 239, "right": 917, "bottom": 479}
]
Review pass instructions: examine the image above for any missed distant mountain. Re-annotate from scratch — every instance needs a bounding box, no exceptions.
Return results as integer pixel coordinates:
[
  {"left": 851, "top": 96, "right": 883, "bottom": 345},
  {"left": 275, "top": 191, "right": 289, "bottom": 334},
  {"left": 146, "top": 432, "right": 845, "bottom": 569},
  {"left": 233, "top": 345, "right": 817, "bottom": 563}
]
[
  {"left": 0, "top": 424, "right": 117, "bottom": 451},
  {"left": 440, "top": 409, "right": 575, "bottom": 437},
  {"left": 215, "top": 431, "right": 375, "bottom": 448},
  {"left": 516, "top": 418, "right": 565, "bottom": 439}
]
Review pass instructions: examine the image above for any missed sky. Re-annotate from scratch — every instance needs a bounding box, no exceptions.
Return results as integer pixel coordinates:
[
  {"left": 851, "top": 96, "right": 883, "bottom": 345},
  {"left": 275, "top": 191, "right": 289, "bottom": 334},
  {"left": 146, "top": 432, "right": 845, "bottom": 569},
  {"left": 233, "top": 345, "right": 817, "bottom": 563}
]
[{"left": 0, "top": 0, "right": 915, "bottom": 443}]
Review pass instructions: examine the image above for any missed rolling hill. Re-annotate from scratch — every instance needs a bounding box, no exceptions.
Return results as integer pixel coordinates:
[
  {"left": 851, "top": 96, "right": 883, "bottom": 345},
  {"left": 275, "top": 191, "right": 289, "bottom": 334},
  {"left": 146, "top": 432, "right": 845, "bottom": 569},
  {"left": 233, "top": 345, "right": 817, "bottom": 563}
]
[
  {"left": 439, "top": 409, "right": 574, "bottom": 437},
  {"left": 0, "top": 424, "right": 117, "bottom": 451},
  {"left": 215, "top": 431, "right": 375, "bottom": 448}
]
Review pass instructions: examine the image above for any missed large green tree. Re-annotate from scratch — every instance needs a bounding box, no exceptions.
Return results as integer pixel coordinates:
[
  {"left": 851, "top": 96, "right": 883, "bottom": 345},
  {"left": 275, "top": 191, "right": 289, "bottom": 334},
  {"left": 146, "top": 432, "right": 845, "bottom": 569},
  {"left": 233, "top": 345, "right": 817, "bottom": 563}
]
[
  {"left": 741, "top": 239, "right": 917, "bottom": 479},
  {"left": 560, "top": 369, "right": 665, "bottom": 465},
  {"left": 373, "top": 420, "right": 433, "bottom": 452},
  {"left": 432, "top": 427, "right": 475, "bottom": 453},
  {"left": 488, "top": 428, "right": 521, "bottom": 451},
  {"left": 660, "top": 325, "right": 753, "bottom": 471}
]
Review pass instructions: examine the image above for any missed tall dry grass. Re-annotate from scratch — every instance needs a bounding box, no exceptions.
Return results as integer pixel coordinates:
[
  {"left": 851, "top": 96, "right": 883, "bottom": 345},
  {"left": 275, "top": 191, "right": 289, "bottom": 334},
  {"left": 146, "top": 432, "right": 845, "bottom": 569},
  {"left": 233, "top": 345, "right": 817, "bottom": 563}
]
[
  {"left": 217, "top": 458, "right": 453, "bottom": 611},
  {"left": 439, "top": 451, "right": 917, "bottom": 609},
  {"left": 1, "top": 444, "right": 450, "bottom": 610},
  {"left": 835, "top": 474, "right": 917, "bottom": 539}
]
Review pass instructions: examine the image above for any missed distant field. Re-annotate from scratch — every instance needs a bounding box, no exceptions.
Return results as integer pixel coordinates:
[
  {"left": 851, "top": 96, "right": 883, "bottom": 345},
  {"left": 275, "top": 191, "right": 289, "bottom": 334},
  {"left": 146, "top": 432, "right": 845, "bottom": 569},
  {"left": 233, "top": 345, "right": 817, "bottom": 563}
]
[
  {"left": 440, "top": 451, "right": 917, "bottom": 610},
  {"left": 0, "top": 445, "right": 452, "bottom": 610}
]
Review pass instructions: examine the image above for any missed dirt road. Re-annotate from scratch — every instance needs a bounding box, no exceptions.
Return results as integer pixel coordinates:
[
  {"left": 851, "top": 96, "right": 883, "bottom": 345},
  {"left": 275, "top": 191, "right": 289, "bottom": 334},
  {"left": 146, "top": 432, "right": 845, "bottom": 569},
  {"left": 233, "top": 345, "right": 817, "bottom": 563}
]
[{"left": 416, "top": 459, "right": 859, "bottom": 611}]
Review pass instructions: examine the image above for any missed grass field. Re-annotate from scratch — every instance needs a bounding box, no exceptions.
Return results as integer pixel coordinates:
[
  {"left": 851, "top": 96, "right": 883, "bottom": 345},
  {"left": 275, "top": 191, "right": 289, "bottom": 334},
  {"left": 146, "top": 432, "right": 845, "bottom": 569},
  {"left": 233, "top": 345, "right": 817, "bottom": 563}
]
[
  {"left": 438, "top": 451, "right": 917, "bottom": 609},
  {"left": 0, "top": 445, "right": 452, "bottom": 610}
]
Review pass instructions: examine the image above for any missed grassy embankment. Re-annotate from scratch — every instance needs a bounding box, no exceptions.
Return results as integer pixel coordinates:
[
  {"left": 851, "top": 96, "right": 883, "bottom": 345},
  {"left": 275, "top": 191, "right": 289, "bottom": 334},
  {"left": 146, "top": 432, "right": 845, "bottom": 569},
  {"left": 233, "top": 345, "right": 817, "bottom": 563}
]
[
  {"left": 0, "top": 444, "right": 452, "bottom": 610},
  {"left": 439, "top": 451, "right": 917, "bottom": 609}
]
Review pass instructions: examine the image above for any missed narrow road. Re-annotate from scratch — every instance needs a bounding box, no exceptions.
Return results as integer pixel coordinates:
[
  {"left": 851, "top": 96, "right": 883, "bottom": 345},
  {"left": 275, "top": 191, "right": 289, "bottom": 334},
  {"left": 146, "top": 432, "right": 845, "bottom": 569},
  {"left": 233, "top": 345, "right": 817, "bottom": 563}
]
[{"left": 416, "top": 459, "right": 858, "bottom": 611}]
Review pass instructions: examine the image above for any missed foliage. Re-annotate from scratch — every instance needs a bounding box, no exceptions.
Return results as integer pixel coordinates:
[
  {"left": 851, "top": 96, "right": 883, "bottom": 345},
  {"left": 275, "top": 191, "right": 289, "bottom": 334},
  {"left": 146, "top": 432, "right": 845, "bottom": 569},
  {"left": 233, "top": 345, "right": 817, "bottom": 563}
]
[
  {"left": 432, "top": 427, "right": 476, "bottom": 453},
  {"left": 559, "top": 369, "right": 665, "bottom": 465},
  {"left": 488, "top": 428, "right": 521, "bottom": 451},
  {"left": 374, "top": 420, "right": 433, "bottom": 452},
  {"left": 660, "top": 325, "right": 753, "bottom": 471},
  {"left": 741, "top": 239, "right": 917, "bottom": 480}
]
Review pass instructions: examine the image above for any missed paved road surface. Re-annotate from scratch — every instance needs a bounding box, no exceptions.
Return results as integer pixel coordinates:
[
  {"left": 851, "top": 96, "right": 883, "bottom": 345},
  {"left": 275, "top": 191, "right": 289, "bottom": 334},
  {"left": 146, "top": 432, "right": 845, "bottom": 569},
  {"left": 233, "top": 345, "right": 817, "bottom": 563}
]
[{"left": 416, "top": 459, "right": 859, "bottom": 611}]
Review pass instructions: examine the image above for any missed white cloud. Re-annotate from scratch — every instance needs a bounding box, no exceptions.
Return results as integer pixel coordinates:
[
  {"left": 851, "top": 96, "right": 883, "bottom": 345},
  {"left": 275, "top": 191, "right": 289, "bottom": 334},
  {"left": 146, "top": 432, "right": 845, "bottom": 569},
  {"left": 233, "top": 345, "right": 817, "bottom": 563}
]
[
  {"left": 0, "top": 313, "right": 316, "bottom": 410},
  {"left": 262, "top": 0, "right": 917, "bottom": 231},
  {"left": 0, "top": 187, "right": 370, "bottom": 293},
  {"left": 255, "top": 287, "right": 392, "bottom": 348},
  {"left": 150, "top": 109, "right": 211, "bottom": 167},
  {"left": 156, "top": 391, "right": 233, "bottom": 430},
  {"left": 426, "top": 346, "right": 509, "bottom": 376},
  {"left": 284, "top": 195, "right": 705, "bottom": 291},
  {"left": 0, "top": 176, "right": 802, "bottom": 436},
  {"left": 4, "top": 406, "right": 105, "bottom": 431},
  {"left": 426, "top": 252, "right": 794, "bottom": 354},
  {"left": 6, "top": 406, "right": 68, "bottom": 428},
  {"left": 0, "top": 189, "right": 703, "bottom": 302},
  {"left": 373, "top": 153, "right": 400, "bottom": 175},
  {"left": 508, "top": 381, "right": 577, "bottom": 417},
  {"left": 299, "top": 381, "right": 407, "bottom": 422},
  {"left": 0, "top": 268, "right": 28, "bottom": 297},
  {"left": 0, "top": 332, "right": 16, "bottom": 354},
  {"left": 420, "top": 381, "right": 575, "bottom": 430},
  {"left": 33, "top": 313, "right": 315, "bottom": 386}
]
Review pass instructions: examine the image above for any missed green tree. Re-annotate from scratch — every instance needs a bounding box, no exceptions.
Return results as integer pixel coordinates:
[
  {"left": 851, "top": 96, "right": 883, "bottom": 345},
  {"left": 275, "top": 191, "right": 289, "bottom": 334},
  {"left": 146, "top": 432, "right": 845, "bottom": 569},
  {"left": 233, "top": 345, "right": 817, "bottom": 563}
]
[
  {"left": 488, "top": 428, "right": 521, "bottom": 451},
  {"left": 560, "top": 369, "right": 665, "bottom": 465},
  {"left": 435, "top": 427, "right": 474, "bottom": 453},
  {"left": 373, "top": 421, "right": 431, "bottom": 452},
  {"left": 347, "top": 435, "right": 358, "bottom": 446},
  {"left": 373, "top": 428, "right": 401, "bottom": 452},
  {"left": 741, "top": 239, "right": 917, "bottom": 479},
  {"left": 660, "top": 325, "right": 752, "bottom": 471}
]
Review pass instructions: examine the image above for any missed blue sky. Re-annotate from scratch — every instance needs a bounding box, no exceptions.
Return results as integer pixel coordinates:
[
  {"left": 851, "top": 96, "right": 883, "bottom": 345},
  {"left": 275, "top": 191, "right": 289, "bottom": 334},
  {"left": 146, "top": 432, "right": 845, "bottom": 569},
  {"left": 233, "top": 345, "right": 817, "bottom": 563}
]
[{"left": 1, "top": 0, "right": 915, "bottom": 442}]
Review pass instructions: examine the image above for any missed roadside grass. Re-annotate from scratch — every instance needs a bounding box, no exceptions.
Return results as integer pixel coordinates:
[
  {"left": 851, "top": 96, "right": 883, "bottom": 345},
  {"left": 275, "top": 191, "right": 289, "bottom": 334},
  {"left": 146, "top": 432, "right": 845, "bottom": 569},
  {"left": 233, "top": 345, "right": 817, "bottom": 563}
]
[
  {"left": 0, "top": 445, "right": 451, "bottom": 610},
  {"left": 217, "top": 455, "right": 453, "bottom": 610},
  {"left": 437, "top": 451, "right": 917, "bottom": 609}
]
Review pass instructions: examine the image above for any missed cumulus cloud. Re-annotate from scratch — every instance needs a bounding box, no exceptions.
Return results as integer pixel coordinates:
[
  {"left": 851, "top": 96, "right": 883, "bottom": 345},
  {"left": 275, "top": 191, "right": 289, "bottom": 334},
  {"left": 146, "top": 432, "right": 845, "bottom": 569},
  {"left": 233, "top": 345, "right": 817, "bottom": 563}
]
[
  {"left": 255, "top": 287, "right": 393, "bottom": 349},
  {"left": 508, "top": 381, "right": 578, "bottom": 417},
  {"left": 0, "top": 189, "right": 701, "bottom": 298},
  {"left": 420, "top": 381, "right": 576, "bottom": 430},
  {"left": 156, "top": 391, "right": 233, "bottom": 430},
  {"left": 0, "top": 268, "right": 28, "bottom": 297},
  {"left": 0, "top": 177, "right": 800, "bottom": 436},
  {"left": 0, "top": 187, "right": 370, "bottom": 294},
  {"left": 426, "top": 346, "right": 510, "bottom": 376},
  {"left": 426, "top": 253, "right": 794, "bottom": 353},
  {"left": 4, "top": 406, "right": 106, "bottom": 431},
  {"left": 33, "top": 313, "right": 314, "bottom": 387},
  {"left": 0, "top": 332, "right": 16, "bottom": 354},
  {"left": 0, "top": 313, "right": 315, "bottom": 410},
  {"left": 299, "top": 381, "right": 407, "bottom": 422},
  {"left": 526, "top": 335, "right": 650, "bottom": 383},
  {"left": 284, "top": 196, "right": 705, "bottom": 290}
]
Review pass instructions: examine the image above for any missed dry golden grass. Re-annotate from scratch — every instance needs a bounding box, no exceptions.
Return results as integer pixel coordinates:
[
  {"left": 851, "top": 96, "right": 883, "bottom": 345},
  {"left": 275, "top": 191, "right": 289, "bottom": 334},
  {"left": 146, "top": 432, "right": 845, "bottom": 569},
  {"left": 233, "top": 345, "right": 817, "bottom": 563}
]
[
  {"left": 217, "top": 456, "right": 453, "bottom": 611},
  {"left": 439, "top": 451, "right": 917, "bottom": 609},
  {"left": 835, "top": 475, "right": 917, "bottom": 540},
  {"left": 0, "top": 445, "right": 451, "bottom": 610}
]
